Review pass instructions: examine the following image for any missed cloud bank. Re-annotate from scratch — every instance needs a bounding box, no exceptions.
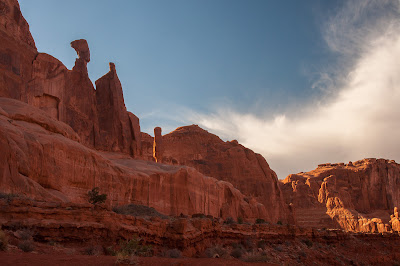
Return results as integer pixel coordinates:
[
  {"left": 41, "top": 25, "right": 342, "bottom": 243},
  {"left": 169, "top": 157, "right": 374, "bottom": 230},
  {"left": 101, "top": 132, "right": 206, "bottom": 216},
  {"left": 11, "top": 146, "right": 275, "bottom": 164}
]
[{"left": 185, "top": 0, "right": 400, "bottom": 179}]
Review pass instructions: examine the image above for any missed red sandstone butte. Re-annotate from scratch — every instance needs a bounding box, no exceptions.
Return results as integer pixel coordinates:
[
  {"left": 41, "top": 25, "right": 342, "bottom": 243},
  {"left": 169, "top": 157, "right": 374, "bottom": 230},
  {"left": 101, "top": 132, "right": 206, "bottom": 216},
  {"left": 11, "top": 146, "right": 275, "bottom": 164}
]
[
  {"left": 280, "top": 159, "right": 400, "bottom": 232},
  {"left": 141, "top": 125, "right": 291, "bottom": 224},
  {"left": 0, "top": 97, "right": 268, "bottom": 221},
  {"left": 0, "top": 0, "right": 271, "bottom": 222}
]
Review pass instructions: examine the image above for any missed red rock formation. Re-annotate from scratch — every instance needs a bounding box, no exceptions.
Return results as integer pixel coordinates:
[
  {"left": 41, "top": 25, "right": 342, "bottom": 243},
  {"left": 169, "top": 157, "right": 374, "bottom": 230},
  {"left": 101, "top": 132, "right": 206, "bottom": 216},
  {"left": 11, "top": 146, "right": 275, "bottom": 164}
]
[
  {"left": 95, "top": 63, "right": 139, "bottom": 155},
  {"left": 26, "top": 44, "right": 99, "bottom": 147},
  {"left": 142, "top": 125, "right": 290, "bottom": 224},
  {"left": 0, "top": 0, "right": 37, "bottom": 100},
  {"left": 2, "top": 197, "right": 400, "bottom": 265},
  {"left": 153, "top": 127, "right": 163, "bottom": 162},
  {"left": 281, "top": 159, "right": 400, "bottom": 232},
  {"left": 70, "top": 39, "right": 90, "bottom": 63},
  {"left": 0, "top": 97, "right": 268, "bottom": 221}
]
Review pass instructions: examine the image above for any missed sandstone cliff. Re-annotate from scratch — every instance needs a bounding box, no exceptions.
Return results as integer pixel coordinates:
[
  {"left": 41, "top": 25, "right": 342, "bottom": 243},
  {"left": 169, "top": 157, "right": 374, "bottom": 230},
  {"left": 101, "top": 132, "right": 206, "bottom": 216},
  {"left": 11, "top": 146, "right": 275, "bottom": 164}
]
[
  {"left": 0, "top": 0, "right": 140, "bottom": 155},
  {"left": 280, "top": 159, "right": 400, "bottom": 232},
  {"left": 0, "top": 1, "right": 276, "bottom": 222},
  {"left": 142, "top": 125, "right": 291, "bottom": 224},
  {"left": 0, "top": 97, "right": 268, "bottom": 220}
]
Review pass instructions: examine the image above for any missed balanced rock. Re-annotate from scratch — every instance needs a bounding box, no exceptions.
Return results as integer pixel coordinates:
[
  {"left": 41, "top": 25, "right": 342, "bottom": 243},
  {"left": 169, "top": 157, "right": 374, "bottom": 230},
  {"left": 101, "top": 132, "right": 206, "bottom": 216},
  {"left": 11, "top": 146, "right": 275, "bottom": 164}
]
[{"left": 71, "top": 39, "right": 90, "bottom": 62}]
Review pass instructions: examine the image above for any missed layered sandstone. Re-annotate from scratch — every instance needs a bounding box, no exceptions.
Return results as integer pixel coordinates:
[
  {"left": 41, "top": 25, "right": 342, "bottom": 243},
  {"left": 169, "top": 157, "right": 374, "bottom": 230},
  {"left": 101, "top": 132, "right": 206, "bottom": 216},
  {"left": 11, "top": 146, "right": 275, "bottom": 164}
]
[
  {"left": 153, "top": 127, "right": 163, "bottom": 162},
  {"left": 0, "top": 98, "right": 268, "bottom": 221},
  {"left": 0, "top": 1, "right": 140, "bottom": 154},
  {"left": 281, "top": 159, "right": 400, "bottom": 232},
  {"left": 0, "top": 0, "right": 37, "bottom": 100},
  {"left": 95, "top": 63, "right": 139, "bottom": 155},
  {"left": 142, "top": 125, "right": 291, "bottom": 224}
]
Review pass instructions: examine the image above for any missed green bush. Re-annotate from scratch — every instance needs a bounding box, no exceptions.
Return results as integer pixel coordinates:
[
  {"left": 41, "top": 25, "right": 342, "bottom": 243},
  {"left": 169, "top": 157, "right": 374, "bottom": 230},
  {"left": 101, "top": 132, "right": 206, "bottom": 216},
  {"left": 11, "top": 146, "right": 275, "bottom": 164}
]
[
  {"left": 277, "top": 220, "right": 283, "bottom": 225},
  {"left": 237, "top": 217, "right": 243, "bottom": 224},
  {"left": 88, "top": 187, "right": 107, "bottom": 206},
  {"left": 117, "top": 237, "right": 153, "bottom": 257},
  {"left": 0, "top": 229, "right": 8, "bottom": 251}
]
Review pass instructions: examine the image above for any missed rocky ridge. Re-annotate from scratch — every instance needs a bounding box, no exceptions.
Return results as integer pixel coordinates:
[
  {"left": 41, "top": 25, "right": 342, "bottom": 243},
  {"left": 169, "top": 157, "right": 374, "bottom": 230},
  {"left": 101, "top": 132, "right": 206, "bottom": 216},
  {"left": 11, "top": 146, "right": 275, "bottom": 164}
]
[{"left": 280, "top": 159, "right": 400, "bottom": 233}]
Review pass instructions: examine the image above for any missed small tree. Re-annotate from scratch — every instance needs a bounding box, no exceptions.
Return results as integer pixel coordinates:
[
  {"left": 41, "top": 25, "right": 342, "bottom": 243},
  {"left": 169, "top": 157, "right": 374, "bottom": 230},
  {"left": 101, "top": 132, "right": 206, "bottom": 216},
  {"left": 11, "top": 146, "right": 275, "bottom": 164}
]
[{"left": 88, "top": 187, "right": 107, "bottom": 206}]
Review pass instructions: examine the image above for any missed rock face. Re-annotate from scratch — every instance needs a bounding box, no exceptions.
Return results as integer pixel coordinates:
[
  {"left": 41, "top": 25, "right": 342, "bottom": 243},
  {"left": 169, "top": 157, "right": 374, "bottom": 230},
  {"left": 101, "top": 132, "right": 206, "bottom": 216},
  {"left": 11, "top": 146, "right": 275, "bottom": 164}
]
[
  {"left": 153, "top": 127, "right": 163, "bottom": 162},
  {"left": 71, "top": 39, "right": 90, "bottom": 62},
  {"left": 281, "top": 159, "right": 400, "bottom": 232},
  {"left": 0, "top": 0, "right": 37, "bottom": 100},
  {"left": 0, "top": 1, "right": 140, "bottom": 154},
  {"left": 142, "top": 125, "right": 291, "bottom": 224},
  {"left": 95, "top": 63, "right": 138, "bottom": 155},
  {"left": 0, "top": 97, "right": 268, "bottom": 221}
]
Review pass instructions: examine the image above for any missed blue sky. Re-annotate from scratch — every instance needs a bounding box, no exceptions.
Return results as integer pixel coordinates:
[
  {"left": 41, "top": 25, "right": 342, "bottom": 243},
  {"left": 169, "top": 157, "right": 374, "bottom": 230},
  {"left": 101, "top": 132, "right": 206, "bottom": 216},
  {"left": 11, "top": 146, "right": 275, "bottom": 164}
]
[{"left": 19, "top": 0, "right": 400, "bottom": 178}]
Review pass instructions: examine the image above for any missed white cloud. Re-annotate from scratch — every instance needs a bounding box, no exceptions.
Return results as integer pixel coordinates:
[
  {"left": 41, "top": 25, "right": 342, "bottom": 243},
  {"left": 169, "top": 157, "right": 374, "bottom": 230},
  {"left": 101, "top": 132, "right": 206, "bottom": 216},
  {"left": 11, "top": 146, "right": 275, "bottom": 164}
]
[{"left": 184, "top": 0, "right": 400, "bottom": 179}]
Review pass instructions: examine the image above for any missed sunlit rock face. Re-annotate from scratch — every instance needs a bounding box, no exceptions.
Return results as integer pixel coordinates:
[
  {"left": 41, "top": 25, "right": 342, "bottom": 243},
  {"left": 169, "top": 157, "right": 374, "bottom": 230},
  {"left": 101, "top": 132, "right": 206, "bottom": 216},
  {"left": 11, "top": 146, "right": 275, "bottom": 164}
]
[
  {"left": 281, "top": 158, "right": 400, "bottom": 232},
  {"left": 0, "top": 97, "right": 270, "bottom": 221},
  {"left": 141, "top": 124, "right": 292, "bottom": 224},
  {"left": 0, "top": 0, "right": 37, "bottom": 100},
  {"left": 0, "top": 1, "right": 272, "bottom": 221}
]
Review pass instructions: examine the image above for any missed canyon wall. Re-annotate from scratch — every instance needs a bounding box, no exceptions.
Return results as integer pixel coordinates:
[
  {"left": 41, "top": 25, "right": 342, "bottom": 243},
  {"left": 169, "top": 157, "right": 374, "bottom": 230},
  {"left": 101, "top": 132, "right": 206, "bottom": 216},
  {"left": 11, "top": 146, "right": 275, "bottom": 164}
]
[
  {"left": 280, "top": 159, "right": 400, "bottom": 232},
  {"left": 0, "top": 97, "right": 268, "bottom": 220},
  {"left": 142, "top": 125, "right": 291, "bottom": 224}
]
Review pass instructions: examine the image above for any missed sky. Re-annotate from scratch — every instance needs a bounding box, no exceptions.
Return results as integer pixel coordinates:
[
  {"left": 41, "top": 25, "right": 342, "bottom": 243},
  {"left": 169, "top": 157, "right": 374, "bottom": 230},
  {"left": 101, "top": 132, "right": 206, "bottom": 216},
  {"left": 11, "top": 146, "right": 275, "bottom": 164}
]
[{"left": 19, "top": 0, "right": 400, "bottom": 179}]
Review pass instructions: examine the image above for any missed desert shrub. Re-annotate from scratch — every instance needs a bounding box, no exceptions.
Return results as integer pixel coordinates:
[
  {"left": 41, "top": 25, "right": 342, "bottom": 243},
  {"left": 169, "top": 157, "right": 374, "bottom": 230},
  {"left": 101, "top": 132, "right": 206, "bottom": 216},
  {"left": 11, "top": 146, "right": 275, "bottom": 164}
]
[
  {"left": 117, "top": 238, "right": 153, "bottom": 257},
  {"left": 84, "top": 245, "right": 103, "bottom": 256},
  {"left": 241, "top": 238, "right": 255, "bottom": 251},
  {"left": 277, "top": 220, "right": 283, "bottom": 225},
  {"left": 230, "top": 247, "right": 243, "bottom": 259},
  {"left": 224, "top": 217, "right": 235, "bottom": 225},
  {"left": 205, "top": 245, "right": 227, "bottom": 258},
  {"left": 105, "top": 246, "right": 117, "bottom": 256},
  {"left": 237, "top": 217, "right": 243, "bottom": 224},
  {"left": 112, "top": 204, "right": 168, "bottom": 219},
  {"left": 17, "top": 229, "right": 34, "bottom": 241},
  {"left": 165, "top": 248, "right": 182, "bottom": 258},
  {"left": 87, "top": 187, "right": 107, "bottom": 206},
  {"left": 257, "top": 240, "right": 267, "bottom": 249},
  {"left": 18, "top": 240, "right": 34, "bottom": 252},
  {"left": 0, "top": 229, "right": 8, "bottom": 251},
  {"left": 302, "top": 239, "right": 313, "bottom": 248},
  {"left": 273, "top": 244, "right": 283, "bottom": 252},
  {"left": 255, "top": 218, "right": 266, "bottom": 224}
]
